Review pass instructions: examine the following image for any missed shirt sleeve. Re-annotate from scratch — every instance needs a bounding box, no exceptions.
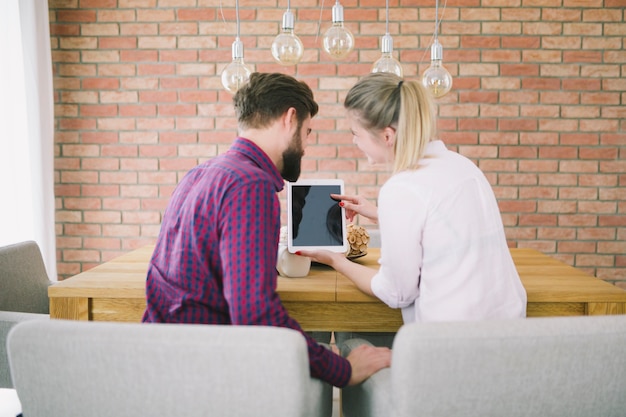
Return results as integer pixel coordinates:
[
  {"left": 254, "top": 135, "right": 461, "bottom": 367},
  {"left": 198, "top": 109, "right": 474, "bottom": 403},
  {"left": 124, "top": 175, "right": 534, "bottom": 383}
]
[
  {"left": 218, "top": 178, "right": 352, "bottom": 387},
  {"left": 371, "top": 177, "right": 426, "bottom": 309}
]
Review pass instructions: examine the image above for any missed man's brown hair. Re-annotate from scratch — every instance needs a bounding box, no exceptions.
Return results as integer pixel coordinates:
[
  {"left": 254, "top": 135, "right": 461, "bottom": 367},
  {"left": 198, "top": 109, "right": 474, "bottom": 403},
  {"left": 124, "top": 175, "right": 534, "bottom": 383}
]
[{"left": 233, "top": 72, "right": 319, "bottom": 131}]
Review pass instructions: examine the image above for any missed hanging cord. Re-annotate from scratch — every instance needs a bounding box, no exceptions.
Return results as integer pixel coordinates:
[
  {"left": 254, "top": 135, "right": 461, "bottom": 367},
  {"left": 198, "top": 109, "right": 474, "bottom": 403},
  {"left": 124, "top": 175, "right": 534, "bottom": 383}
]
[
  {"left": 434, "top": 0, "right": 439, "bottom": 41},
  {"left": 419, "top": 0, "right": 448, "bottom": 64},
  {"left": 385, "top": 0, "right": 389, "bottom": 35},
  {"left": 315, "top": 0, "right": 327, "bottom": 42},
  {"left": 218, "top": 0, "right": 240, "bottom": 39},
  {"left": 236, "top": 0, "right": 241, "bottom": 39}
]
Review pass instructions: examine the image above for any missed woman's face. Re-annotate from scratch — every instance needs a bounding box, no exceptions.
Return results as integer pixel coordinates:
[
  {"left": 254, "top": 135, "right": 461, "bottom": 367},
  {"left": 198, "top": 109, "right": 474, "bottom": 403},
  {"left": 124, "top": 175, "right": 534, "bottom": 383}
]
[{"left": 347, "top": 112, "right": 394, "bottom": 165}]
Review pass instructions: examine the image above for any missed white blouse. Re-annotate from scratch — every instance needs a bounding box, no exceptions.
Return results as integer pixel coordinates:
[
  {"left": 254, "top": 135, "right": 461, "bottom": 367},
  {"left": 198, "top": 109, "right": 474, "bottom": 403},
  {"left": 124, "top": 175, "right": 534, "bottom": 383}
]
[{"left": 371, "top": 140, "right": 527, "bottom": 323}]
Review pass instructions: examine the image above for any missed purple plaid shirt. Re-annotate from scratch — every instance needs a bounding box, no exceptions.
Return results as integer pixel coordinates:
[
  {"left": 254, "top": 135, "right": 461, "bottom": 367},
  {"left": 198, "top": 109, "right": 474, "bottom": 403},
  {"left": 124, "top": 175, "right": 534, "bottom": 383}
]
[{"left": 142, "top": 138, "right": 351, "bottom": 387}]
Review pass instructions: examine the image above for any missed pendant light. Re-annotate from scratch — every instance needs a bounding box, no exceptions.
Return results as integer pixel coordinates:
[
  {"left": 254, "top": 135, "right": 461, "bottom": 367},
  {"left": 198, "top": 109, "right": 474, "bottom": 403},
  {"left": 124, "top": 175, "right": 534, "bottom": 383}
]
[
  {"left": 322, "top": 0, "right": 354, "bottom": 60},
  {"left": 371, "top": 0, "right": 403, "bottom": 76},
  {"left": 421, "top": 0, "right": 452, "bottom": 97},
  {"left": 221, "top": 0, "right": 253, "bottom": 94},
  {"left": 271, "top": 0, "right": 304, "bottom": 66}
]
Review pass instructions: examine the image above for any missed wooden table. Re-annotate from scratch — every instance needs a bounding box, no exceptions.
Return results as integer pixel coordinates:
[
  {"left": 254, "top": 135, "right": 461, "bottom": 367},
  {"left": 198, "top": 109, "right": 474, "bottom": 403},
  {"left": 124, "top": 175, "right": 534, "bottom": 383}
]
[{"left": 49, "top": 246, "right": 626, "bottom": 331}]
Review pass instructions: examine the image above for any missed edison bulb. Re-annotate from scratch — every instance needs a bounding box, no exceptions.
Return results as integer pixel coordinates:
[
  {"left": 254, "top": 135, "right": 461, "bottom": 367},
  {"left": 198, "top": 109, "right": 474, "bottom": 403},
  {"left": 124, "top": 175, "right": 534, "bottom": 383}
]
[
  {"left": 323, "top": 25, "right": 354, "bottom": 60},
  {"left": 422, "top": 40, "right": 452, "bottom": 98},
  {"left": 271, "top": 32, "right": 303, "bottom": 65},
  {"left": 221, "top": 39, "right": 253, "bottom": 94},
  {"left": 221, "top": 59, "right": 252, "bottom": 94},
  {"left": 271, "top": 10, "right": 303, "bottom": 66},
  {"left": 372, "top": 53, "right": 403, "bottom": 76},
  {"left": 372, "top": 34, "right": 403, "bottom": 76},
  {"left": 322, "top": 2, "right": 354, "bottom": 60}
]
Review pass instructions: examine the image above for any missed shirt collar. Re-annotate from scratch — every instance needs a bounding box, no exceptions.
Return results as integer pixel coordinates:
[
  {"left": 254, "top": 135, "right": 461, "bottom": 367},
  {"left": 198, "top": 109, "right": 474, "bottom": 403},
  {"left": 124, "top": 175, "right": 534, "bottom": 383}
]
[
  {"left": 426, "top": 139, "right": 447, "bottom": 155},
  {"left": 229, "top": 137, "right": 285, "bottom": 192}
]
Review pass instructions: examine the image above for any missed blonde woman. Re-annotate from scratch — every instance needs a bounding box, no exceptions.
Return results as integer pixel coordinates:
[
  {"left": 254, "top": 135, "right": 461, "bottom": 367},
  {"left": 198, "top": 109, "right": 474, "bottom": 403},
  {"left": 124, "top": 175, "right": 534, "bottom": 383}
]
[{"left": 298, "top": 73, "right": 526, "bottom": 340}]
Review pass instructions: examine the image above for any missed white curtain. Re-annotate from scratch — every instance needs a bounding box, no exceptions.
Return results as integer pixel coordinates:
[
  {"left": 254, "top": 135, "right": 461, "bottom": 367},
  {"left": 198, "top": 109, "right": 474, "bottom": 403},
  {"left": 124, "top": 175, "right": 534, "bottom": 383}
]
[{"left": 0, "top": 0, "right": 57, "bottom": 280}]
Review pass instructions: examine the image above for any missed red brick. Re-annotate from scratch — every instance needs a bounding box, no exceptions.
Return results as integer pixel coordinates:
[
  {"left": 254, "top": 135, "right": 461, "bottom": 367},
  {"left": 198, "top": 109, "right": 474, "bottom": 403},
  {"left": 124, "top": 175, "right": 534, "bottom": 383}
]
[
  {"left": 57, "top": 10, "right": 96, "bottom": 22},
  {"left": 120, "top": 50, "right": 158, "bottom": 61},
  {"left": 137, "top": 64, "right": 176, "bottom": 75},
  {"left": 558, "top": 241, "right": 596, "bottom": 253},
  {"left": 80, "top": 105, "right": 117, "bottom": 117},
  {"left": 50, "top": 23, "right": 80, "bottom": 36},
  {"left": 58, "top": 118, "right": 97, "bottom": 130},
  {"left": 119, "top": 104, "right": 157, "bottom": 117},
  {"left": 519, "top": 214, "right": 557, "bottom": 226},
  {"left": 102, "top": 198, "right": 141, "bottom": 211},
  {"left": 158, "top": 104, "right": 197, "bottom": 116},
  {"left": 558, "top": 214, "right": 599, "bottom": 228},
  {"left": 538, "top": 227, "right": 576, "bottom": 240},
  {"left": 82, "top": 78, "right": 119, "bottom": 90},
  {"left": 177, "top": 8, "right": 216, "bottom": 21},
  {"left": 58, "top": 64, "right": 96, "bottom": 77},
  {"left": 82, "top": 158, "right": 120, "bottom": 170},
  {"left": 500, "top": 146, "right": 537, "bottom": 159},
  {"left": 98, "top": 36, "right": 137, "bottom": 49},
  {"left": 139, "top": 91, "right": 177, "bottom": 103},
  {"left": 498, "top": 201, "right": 537, "bottom": 213},
  {"left": 579, "top": 147, "right": 619, "bottom": 160},
  {"left": 499, "top": 119, "right": 537, "bottom": 132},
  {"left": 98, "top": 10, "right": 136, "bottom": 22}
]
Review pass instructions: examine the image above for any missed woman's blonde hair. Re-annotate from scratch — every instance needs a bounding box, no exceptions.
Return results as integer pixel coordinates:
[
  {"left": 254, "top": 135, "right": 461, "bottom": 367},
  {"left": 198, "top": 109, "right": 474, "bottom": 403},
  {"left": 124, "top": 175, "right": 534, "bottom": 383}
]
[{"left": 343, "top": 73, "right": 437, "bottom": 173}]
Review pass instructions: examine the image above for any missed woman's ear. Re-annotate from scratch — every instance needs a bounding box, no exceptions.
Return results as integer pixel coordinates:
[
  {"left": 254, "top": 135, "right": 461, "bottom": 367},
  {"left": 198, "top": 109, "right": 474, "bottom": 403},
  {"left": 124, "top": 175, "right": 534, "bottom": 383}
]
[{"left": 382, "top": 126, "right": 396, "bottom": 147}]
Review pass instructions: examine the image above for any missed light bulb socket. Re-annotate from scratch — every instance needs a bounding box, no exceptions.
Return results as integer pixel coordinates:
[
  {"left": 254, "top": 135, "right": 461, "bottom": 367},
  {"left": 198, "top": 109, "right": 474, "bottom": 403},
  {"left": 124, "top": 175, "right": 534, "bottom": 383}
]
[
  {"left": 431, "top": 39, "right": 443, "bottom": 61},
  {"left": 332, "top": 2, "right": 345, "bottom": 23},
  {"left": 282, "top": 9, "right": 295, "bottom": 30},
  {"left": 381, "top": 33, "right": 394, "bottom": 54},
  {"left": 232, "top": 38, "right": 244, "bottom": 60}
]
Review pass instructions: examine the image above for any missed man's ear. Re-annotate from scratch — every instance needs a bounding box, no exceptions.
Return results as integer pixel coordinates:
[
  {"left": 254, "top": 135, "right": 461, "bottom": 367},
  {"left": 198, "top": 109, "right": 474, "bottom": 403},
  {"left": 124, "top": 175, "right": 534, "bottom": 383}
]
[{"left": 282, "top": 107, "right": 298, "bottom": 132}]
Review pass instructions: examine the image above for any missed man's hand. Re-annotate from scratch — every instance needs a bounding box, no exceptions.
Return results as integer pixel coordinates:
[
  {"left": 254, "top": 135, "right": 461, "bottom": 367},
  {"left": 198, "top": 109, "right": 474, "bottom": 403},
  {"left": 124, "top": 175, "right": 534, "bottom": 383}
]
[{"left": 346, "top": 344, "right": 392, "bottom": 385}]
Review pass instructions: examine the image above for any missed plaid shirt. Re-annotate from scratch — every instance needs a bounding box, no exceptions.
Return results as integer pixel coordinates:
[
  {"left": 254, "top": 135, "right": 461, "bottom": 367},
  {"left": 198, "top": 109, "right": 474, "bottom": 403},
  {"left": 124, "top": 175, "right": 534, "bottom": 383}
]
[{"left": 143, "top": 138, "right": 351, "bottom": 387}]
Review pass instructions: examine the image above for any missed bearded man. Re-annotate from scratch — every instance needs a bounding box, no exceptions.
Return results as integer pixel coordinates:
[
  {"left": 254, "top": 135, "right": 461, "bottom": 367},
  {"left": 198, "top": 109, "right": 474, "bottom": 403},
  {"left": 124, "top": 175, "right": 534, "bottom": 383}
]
[{"left": 142, "top": 72, "right": 391, "bottom": 388}]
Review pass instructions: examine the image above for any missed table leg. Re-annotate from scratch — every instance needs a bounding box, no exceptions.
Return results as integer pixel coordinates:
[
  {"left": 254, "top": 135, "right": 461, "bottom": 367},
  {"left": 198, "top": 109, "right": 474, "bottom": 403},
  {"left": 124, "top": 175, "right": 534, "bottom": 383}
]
[{"left": 49, "top": 297, "right": 89, "bottom": 320}]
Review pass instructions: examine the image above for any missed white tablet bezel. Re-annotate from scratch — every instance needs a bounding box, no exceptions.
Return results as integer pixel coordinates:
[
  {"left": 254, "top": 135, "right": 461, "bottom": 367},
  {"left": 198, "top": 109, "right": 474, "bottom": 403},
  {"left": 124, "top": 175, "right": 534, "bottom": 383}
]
[{"left": 286, "top": 179, "right": 348, "bottom": 254}]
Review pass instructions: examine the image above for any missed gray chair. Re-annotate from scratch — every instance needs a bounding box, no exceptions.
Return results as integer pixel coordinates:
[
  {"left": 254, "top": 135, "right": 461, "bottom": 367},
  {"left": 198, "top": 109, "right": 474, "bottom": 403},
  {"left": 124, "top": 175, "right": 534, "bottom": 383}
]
[
  {"left": 0, "top": 240, "right": 52, "bottom": 314},
  {"left": 341, "top": 315, "right": 626, "bottom": 417},
  {"left": 8, "top": 320, "right": 332, "bottom": 417},
  {"left": 1, "top": 311, "right": 49, "bottom": 388},
  {"left": 1, "top": 312, "right": 48, "bottom": 417},
  {"left": 0, "top": 240, "right": 51, "bottom": 394}
]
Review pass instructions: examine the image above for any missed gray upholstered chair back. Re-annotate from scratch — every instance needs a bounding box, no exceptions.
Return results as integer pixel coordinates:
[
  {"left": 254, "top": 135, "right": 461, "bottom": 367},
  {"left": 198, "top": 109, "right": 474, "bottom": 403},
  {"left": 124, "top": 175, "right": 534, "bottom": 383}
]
[
  {"left": 0, "top": 311, "right": 48, "bottom": 388},
  {"left": 8, "top": 320, "right": 331, "bottom": 417},
  {"left": 342, "top": 315, "right": 626, "bottom": 417},
  {"left": 0, "top": 240, "right": 52, "bottom": 314}
]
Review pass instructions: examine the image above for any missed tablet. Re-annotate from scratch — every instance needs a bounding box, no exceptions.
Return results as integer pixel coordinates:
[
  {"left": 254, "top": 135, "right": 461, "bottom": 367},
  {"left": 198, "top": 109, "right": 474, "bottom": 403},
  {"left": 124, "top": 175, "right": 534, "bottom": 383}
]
[{"left": 286, "top": 179, "right": 348, "bottom": 254}]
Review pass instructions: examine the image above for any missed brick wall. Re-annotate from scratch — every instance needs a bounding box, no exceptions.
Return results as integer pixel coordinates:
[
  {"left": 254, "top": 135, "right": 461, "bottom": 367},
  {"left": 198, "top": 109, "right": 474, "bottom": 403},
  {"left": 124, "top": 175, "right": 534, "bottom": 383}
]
[{"left": 49, "top": 0, "right": 625, "bottom": 287}]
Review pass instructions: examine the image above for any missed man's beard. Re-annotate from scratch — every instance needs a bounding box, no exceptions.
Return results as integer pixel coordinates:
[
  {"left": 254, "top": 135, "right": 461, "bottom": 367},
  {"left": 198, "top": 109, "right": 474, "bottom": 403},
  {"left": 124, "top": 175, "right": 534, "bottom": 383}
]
[{"left": 280, "top": 129, "right": 304, "bottom": 182}]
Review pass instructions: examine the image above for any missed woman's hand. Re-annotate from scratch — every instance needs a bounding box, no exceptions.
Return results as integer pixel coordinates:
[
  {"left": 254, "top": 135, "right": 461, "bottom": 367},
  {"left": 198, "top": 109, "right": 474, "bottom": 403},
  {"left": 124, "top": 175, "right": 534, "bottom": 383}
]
[
  {"left": 295, "top": 249, "right": 344, "bottom": 268},
  {"left": 331, "top": 193, "right": 378, "bottom": 223},
  {"left": 296, "top": 248, "right": 377, "bottom": 297}
]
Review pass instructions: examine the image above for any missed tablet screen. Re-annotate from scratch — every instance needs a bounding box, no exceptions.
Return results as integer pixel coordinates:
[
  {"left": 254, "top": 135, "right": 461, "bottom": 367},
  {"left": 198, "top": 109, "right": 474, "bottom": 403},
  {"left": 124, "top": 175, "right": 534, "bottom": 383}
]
[{"left": 287, "top": 179, "right": 348, "bottom": 253}]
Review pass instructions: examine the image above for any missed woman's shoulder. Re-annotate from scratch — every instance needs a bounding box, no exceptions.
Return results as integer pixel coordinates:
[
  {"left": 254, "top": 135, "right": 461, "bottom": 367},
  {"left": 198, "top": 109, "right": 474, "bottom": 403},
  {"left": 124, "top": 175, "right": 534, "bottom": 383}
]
[{"left": 380, "top": 171, "right": 431, "bottom": 204}]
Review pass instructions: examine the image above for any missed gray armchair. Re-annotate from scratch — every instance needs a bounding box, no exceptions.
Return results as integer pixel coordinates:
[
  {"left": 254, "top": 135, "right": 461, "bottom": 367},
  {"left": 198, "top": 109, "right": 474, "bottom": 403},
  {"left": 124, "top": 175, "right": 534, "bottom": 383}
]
[
  {"left": 341, "top": 315, "right": 626, "bottom": 417},
  {"left": 1, "top": 312, "right": 49, "bottom": 388},
  {"left": 1, "top": 240, "right": 51, "bottom": 392},
  {"left": 8, "top": 320, "right": 332, "bottom": 417},
  {"left": 0, "top": 240, "right": 52, "bottom": 314}
]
